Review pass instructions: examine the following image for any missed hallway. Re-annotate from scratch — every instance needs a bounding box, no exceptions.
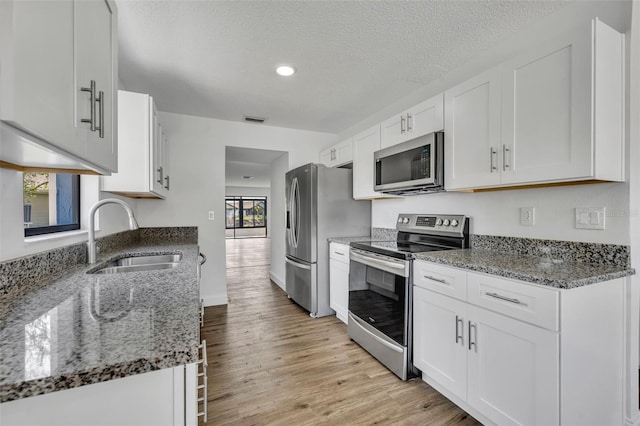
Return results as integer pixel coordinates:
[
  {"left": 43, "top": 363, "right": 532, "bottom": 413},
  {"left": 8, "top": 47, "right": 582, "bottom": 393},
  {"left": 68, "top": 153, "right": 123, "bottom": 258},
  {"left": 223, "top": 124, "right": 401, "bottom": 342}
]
[{"left": 200, "top": 238, "right": 479, "bottom": 425}]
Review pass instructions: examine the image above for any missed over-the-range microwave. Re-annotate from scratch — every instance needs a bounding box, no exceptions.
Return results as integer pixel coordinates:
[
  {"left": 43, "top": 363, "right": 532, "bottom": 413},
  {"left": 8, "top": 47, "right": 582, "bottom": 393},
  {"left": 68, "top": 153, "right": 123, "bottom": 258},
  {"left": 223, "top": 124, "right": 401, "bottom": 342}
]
[{"left": 374, "top": 131, "right": 444, "bottom": 195}]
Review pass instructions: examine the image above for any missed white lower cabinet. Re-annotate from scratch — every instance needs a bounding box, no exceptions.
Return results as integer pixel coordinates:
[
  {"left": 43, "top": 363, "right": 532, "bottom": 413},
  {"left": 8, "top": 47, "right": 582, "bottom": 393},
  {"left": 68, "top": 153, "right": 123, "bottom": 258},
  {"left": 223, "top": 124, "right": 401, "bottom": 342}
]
[
  {"left": 413, "top": 260, "right": 625, "bottom": 426},
  {"left": 1, "top": 364, "right": 198, "bottom": 426},
  {"left": 329, "top": 242, "right": 350, "bottom": 324}
]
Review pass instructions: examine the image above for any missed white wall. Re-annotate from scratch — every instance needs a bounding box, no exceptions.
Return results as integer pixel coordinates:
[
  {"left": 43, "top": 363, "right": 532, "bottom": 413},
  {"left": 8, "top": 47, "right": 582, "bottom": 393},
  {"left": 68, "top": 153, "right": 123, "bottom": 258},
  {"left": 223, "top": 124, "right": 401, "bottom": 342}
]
[
  {"left": 0, "top": 168, "right": 139, "bottom": 261},
  {"left": 136, "top": 113, "right": 334, "bottom": 306},
  {"left": 225, "top": 185, "right": 271, "bottom": 237},
  {"left": 373, "top": 183, "right": 630, "bottom": 245},
  {"left": 268, "top": 153, "right": 289, "bottom": 289}
]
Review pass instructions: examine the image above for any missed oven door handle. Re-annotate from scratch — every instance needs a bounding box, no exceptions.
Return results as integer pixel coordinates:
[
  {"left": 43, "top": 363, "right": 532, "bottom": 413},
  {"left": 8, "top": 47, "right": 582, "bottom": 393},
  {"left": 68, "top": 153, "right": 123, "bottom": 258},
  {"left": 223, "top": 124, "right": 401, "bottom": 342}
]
[
  {"left": 349, "top": 313, "right": 403, "bottom": 353},
  {"left": 350, "top": 251, "right": 407, "bottom": 273}
]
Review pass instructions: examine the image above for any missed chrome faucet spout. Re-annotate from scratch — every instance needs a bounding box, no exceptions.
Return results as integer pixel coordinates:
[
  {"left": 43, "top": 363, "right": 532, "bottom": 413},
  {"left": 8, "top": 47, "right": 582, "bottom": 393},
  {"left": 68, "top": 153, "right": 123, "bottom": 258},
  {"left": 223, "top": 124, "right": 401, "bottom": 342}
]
[{"left": 87, "top": 198, "right": 139, "bottom": 264}]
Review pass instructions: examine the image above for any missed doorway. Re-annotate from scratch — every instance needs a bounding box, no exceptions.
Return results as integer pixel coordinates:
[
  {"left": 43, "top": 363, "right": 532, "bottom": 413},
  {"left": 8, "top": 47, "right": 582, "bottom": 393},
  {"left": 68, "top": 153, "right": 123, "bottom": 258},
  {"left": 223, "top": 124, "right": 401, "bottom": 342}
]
[{"left": 225, "top": 196, "right": 267, "bottom": 238}]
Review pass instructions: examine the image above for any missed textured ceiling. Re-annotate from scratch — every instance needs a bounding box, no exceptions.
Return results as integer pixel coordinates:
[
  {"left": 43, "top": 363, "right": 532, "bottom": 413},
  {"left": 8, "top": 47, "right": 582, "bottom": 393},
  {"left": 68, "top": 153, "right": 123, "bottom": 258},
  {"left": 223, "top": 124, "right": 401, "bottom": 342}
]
[{"left": 116, "top": 0, "right": 572, "bottom": 134}]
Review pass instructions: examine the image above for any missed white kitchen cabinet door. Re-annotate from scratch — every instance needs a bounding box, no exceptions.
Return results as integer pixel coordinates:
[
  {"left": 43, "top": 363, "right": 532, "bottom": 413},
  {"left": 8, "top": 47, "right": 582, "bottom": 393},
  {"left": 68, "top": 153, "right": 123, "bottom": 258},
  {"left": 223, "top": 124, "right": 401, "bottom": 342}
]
[
  {"left": 500, "top": 21, "right": 592, "bottom": 185},
  {"left": 0, "top": 367, "right": 189, "bottom": 426},
  {"left": 380, "top": 114, "right": 406, "bottom": 149},
  {"left": 320, "top": 138, "right": 353, "bottom": 168},
  {"left": 162, "top": 129, "right": 172, "bottom": 192},
  {"left": 444, "top": 68, "right": 502, "bottom": 190},
  {"left": 406, "top": 93, "right": 444, "bottom": 141},
  {"left": 102, "top": 91, "right": 168, "bottom": 198},
  {"left": 380, "top": 93, "right": 444, "bottom": 149},
  {"left": 329, "top": 257, "right": 349, "bottom": 324},
  {"left": 413, "top": 287, "right": 468, "bottom": 402},
  {"left": 0, "top": 0, "right": 117, "bottom": 174},
  {"left": 353, "top": 124, "right": 383, "bottom": 199},
  {"left": 467, "top": 305, "right": 559, "bottom": 426},
  {"left": 0, "top": 0, "right": 79, "bottom": 158},
  {"left": 75, "top": 0, "right": 117, "bottom": 172}
]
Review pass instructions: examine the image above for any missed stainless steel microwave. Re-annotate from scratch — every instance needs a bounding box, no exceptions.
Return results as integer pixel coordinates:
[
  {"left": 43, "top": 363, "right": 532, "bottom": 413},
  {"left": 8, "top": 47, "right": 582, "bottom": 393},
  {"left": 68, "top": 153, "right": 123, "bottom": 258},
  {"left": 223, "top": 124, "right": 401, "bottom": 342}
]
[{"left": 374, "top": 131, "right": 444, "bottom": 195}]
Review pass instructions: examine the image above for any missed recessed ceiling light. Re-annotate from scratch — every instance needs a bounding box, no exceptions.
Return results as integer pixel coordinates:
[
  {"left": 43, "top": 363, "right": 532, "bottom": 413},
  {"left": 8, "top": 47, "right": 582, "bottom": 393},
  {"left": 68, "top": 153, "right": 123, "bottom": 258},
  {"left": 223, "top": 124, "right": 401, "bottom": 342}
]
[{"left": 276, "top": 65, "right": 296, "bottom": 77}]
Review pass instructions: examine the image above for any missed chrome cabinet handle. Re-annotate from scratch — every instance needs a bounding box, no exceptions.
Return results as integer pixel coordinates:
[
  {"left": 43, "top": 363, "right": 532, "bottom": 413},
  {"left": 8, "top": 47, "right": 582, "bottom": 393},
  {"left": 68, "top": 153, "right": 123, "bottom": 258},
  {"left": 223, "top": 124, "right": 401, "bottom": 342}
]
[
  {"left": 197, "top": 339, "right": 208, "bottom": 423},
  {"left": 490, "top": 147, "right": 497, "bottom": 172},
  {"left": 407, "top": 113, "right": 413, "bottom": 132},
  {"left": 199, "top": 252, "right": 207, "bottom": 265},
  {"left": 96, "top": 90, "right": 104, "bottom": 138},
  {"left": 199, "top": 299, "right": 204, "bottom": 327},
  {"left": 455, "top": 315, "right": 463, "bottom": 345},
  {"left": 424, "top": 275, "right": 447, "bottom": 284},
  {"left": 334, "top": 251, "right": 345, "bottom": 256},
  {"left": 400, "top": 115, "right": 406, "bottom": 134},
  {"left": 468, "top": 322, "right": 477, "bottom": 352},
  {"left": 503, "top": 144, "right": 510, "bottom": 171},
  {"left": 486, "top": 292, "right": 523, "bottom": 305},
  {"left": 157, "top": 166, "right": 163, "bottom": 184},
  {"left": 164, "top": 175, "right": 170, "bottom": 190},
  {"left": 80, "top": 80, "right": 97, "bottom": 131}
]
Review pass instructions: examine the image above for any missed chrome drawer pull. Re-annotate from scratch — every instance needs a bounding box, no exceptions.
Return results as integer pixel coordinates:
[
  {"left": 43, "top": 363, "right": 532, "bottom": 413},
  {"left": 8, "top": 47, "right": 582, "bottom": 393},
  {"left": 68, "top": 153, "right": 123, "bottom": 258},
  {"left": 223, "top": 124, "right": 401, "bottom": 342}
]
[
  {"left": 455, "top": 315, "right": 463, "bottom": 345},
  {"left": 486, "top": 292, "right": 523, "bottom": 305},
  {"left": 334, "top": 251, "right": 345, "bottom": 256},
  {"left": 424, "top": 275, "right": 447, "bottom": 284}
]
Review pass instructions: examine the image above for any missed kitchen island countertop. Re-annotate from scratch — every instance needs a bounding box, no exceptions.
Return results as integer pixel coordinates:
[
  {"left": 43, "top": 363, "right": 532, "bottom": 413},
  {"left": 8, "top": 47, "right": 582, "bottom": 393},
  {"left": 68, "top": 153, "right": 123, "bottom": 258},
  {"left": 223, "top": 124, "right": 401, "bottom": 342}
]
[
  {"left": 415, "top": 248, "right": 635, "bottom": 289},
  {"left": 0, "top": 236, "right": 200, "bottom": 403}
]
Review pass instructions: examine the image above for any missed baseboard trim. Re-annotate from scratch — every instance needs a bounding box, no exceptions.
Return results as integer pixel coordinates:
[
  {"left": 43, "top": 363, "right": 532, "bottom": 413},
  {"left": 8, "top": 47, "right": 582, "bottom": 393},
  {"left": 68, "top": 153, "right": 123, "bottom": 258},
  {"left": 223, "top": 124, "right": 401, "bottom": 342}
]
[
  {"left": 201, "top": 294, "right": 228, "bottom": 307},
  {"left": 270, "top": 270, "right": 285, "bottom": 290}
]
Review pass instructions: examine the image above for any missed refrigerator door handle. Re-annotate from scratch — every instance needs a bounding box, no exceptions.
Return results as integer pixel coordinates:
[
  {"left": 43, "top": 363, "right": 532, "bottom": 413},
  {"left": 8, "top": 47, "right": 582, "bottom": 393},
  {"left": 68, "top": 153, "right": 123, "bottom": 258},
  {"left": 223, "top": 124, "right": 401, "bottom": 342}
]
[
  {"left": 285, "top": 256, "right": 311, "bottom": 270},
  {"left": 291, "top": 177, "right": 300, "bottom": 248}
]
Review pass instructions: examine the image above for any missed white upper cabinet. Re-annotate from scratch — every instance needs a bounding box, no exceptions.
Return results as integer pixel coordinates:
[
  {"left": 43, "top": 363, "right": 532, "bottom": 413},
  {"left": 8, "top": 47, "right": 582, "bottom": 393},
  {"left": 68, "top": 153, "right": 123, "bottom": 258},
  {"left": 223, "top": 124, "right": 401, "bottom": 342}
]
[
  {"left": 445, "top": 18, "right": 624, "bottom": 191},
  {"left": 0, "top": 0, "right": 118, "bottom": 174},
  {"left": 444, "top": 68, "right": 502, "bottom": 190},
  {"left": 501, "top": 18, "right": 624, "bottom": 185},
  {"left": 381, "top": 93, "right": 444, "bottom": 149},
  {"left": 101, "top": 91, "right": 170, "bottom": 198},
  {"left": 319, "top": 138, "right": 353, "bottom": 168},
  {"left": 352, "top": 124, "right": 398, "bottom": 200}
]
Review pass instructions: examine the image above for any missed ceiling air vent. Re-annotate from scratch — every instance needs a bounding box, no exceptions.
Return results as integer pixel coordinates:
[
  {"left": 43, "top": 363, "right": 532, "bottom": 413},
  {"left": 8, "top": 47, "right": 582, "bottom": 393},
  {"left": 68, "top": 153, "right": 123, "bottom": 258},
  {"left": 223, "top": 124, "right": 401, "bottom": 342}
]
[{"left": 243, "top": 115, "right": 266, "bottom": 124}]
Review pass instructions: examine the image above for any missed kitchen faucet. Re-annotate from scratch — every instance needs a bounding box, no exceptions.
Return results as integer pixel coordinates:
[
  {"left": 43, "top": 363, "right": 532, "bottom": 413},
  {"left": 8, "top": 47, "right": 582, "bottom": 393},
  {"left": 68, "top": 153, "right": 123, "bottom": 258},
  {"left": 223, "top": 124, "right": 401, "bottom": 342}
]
[{"left": 87, "top": 198, "right": 139, "bottom": 263}]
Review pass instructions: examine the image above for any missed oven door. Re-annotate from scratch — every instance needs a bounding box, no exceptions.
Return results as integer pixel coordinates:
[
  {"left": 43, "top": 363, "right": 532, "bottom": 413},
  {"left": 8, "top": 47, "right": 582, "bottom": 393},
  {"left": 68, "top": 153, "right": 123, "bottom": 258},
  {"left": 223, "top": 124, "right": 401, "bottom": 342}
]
[{"left": 348, "top": 249, "right": 409, "bottom": 346}]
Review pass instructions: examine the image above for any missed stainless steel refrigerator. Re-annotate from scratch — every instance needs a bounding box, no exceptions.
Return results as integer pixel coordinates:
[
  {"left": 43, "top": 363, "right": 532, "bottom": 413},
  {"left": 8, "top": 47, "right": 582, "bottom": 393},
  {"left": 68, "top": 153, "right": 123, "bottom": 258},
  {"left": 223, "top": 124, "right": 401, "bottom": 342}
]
[{"left": 285, "top": 163, "right": 371, "bottom": 318}]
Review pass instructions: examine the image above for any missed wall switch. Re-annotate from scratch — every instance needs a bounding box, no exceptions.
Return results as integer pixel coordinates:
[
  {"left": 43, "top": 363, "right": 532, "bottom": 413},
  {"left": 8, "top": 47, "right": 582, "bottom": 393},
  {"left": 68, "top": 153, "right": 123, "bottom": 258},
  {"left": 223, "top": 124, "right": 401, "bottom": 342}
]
[
  {"left": 208, "top": 211, "right": 215, "bottom": 221},
  {"left": 575, "top": 207, "right": 605, "bottom": 230},
  {"left": 520, "top": 207, "right": 535, "bottom": 226}
]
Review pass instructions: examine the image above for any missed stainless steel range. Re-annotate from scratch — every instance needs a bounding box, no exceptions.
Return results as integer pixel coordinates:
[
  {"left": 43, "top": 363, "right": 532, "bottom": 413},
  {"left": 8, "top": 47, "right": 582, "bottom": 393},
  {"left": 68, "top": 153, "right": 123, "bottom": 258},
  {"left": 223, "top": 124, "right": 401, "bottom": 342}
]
[{"left": 348, "top": 214, "right": 469, "bottom": 380}]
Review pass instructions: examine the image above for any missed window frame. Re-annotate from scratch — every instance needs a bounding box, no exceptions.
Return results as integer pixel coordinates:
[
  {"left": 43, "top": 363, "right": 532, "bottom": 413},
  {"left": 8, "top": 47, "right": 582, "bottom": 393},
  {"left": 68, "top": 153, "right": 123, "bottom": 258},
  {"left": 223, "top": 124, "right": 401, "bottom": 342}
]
[{"left": 24, "top": 173, "right": 81, "bottom": 237}]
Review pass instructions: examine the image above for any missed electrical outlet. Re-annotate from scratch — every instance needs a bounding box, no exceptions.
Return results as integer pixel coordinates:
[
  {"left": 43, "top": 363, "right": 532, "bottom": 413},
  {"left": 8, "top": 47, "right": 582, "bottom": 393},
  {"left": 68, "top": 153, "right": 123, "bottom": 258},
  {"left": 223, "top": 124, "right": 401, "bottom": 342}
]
[
  {"left": 208, "top": 211, "right": 215, "bottom": 221},
  {"left": 520, "top": 207, "right": 535, "bottom": 226}
]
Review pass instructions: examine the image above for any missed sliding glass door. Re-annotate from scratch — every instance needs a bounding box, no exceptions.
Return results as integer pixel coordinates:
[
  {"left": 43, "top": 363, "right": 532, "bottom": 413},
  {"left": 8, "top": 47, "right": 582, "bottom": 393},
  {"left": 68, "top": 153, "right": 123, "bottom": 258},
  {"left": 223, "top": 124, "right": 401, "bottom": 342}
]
[{"left": 225, "top": 196, "right": 267, "bottom": 238}]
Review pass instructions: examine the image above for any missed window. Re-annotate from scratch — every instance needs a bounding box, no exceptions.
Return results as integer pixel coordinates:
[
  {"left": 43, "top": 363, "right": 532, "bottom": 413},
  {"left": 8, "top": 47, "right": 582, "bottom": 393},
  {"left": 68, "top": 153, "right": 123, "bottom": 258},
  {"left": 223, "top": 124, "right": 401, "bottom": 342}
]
[
  {"left": 23, "top": 172, "right": 80, "bottom": 237},
  {"left": 225, "top": 196, "right": 267, "bottom": 238}
]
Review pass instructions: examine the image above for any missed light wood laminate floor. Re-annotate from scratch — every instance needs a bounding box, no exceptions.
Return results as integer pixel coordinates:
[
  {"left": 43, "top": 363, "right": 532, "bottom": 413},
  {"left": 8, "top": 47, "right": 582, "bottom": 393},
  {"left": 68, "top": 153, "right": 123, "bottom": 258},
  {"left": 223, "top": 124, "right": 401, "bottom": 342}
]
[{"left": 200, "top": 238, "right": 480, "bottom": 425}]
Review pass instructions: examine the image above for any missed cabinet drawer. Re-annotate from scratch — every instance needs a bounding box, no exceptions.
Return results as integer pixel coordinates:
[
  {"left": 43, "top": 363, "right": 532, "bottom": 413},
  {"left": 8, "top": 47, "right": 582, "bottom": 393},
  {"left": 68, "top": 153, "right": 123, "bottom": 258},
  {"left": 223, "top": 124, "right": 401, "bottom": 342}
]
[
  {"left": 467, "top": 272, "right": 559, "bottom": 331},
  {"left": 329, "top": 243, "right": 350, "bottom": 264},
  {"left": 413, "top": 261, "right": 467, "bottom": 301}
]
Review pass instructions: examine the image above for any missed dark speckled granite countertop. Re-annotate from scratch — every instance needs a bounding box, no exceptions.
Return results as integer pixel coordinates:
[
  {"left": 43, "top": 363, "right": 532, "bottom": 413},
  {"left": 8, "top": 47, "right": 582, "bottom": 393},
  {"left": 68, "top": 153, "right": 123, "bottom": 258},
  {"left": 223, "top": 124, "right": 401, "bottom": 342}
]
[
  {"left": 0, "top": 230, "right": 200, "bottom": 403},
  {"left": 415, "top": 249, "right": 635, "bottom": 289}
]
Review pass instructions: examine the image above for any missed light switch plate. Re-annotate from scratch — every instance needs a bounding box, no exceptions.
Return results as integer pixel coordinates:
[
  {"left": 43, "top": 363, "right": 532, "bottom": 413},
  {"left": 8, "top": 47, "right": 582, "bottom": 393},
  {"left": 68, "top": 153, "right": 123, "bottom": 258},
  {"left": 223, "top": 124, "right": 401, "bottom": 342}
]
[
  {"left": 208, "top": 211, "right": 215, "bottom": 221},
  {"left": 575, "top": 207, "right": 605, "bottom": 230}
]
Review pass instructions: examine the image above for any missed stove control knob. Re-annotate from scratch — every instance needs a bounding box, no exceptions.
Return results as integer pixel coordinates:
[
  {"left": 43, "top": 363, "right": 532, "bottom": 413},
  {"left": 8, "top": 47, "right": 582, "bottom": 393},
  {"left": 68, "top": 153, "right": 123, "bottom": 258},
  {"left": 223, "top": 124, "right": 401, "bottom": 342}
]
[
  {"left": 443, "top": 219, "right": 451, "bottom": 226},
  {"left": 398, "top": 217, "right": 403, "bottom": 223},
  {"left": 436, "top": 218, "right": 443, "bottom": 226},
  {"left": 403, "top": 217, "right": 410, "bottom": 224},
  {"left": 450, "top": 219, "right": 459, "bottom": 227}
]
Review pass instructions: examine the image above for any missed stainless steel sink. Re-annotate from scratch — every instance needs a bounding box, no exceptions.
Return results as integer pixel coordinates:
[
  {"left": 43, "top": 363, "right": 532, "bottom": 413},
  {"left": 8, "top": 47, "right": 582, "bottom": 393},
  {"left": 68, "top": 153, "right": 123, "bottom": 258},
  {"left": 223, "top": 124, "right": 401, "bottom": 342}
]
[
  {"left": 92, "top": 262, "right": 180, "bottom": 275},
  {"left": 88, "top": 253, "right": 182, "bottom": 274},
  {"left": 114, "top": 254, "right": 182, "bottom": 266}
]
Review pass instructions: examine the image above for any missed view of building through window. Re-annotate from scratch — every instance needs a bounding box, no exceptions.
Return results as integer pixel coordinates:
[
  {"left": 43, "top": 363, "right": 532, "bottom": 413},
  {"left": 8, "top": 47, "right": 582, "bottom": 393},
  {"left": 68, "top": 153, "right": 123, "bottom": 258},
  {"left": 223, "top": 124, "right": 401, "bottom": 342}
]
[
  {"left": 225, "top": 196, "right": 267, "bottom": 238},
  {"left": 23, "top": 172, "right": 80, "bottom": 237}
]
